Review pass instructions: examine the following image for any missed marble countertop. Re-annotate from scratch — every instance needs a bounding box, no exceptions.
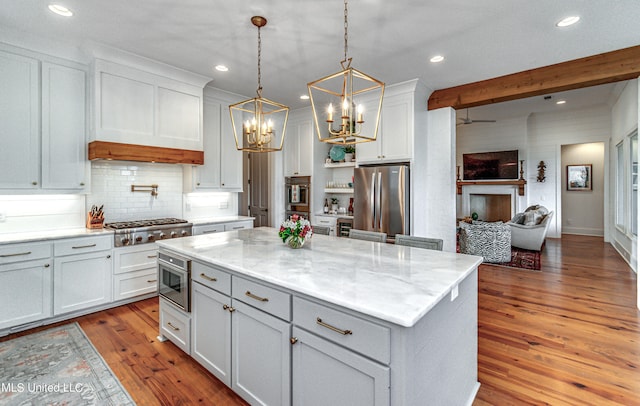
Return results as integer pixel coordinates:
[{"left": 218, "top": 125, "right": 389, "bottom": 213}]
[
  {"left": 156, "top": 227, "right": 482, "bottom": 327},
  {"left": 0, "top": 228, "right": 114, "bottom": 244},
  {"left": 189, "top": 216, "right": 255, "bottom": 226}
]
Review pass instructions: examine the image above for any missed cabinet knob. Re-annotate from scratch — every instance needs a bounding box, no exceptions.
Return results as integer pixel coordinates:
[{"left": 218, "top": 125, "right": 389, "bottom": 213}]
[
  {"left": 223, "top": 304, "right": 235, "bottom": 312},
  {"left": 32, "top": 181, "right": 38, "bottom": 186},
  {"left": 197, "top": 182, "right": 201, "bottom": 186},
  {"left": 106, "top": 255, "right": 111, "bottom": 259},
  {"left": 222, "top": 183, "right": 225, "bottom": 186},
  {"left": 44, "top": 263, "right": 50, "bottom": 268},
  {"left": 80, "top": 182, "right": 85, "bottom": 186},
  {"left": 290, "top": 337, "right": 298, "bottom": 345}
]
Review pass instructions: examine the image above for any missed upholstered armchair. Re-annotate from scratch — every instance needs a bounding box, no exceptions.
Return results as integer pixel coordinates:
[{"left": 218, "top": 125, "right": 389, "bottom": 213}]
[{"left": 508, "top": 211, "right": 553, "bottom": 251}]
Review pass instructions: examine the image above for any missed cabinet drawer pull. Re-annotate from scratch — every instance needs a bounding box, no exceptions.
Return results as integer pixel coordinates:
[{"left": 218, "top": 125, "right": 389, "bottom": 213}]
[
  {"left": 200, "top": 273, "right": 217, "bottom": 282},
  {"left": 147, "top": 279, "right": 157, "bottom": 283},
  {"left": 290, "top": 337, "right": 298, "bottom": 345},
  {"left": 0, "top": 251, "right": 32, "bottom": 258},
  {"left": 316, "top": 317, "right": 352, "bottom": 335},
  {"left": 72, "top": 243, "right": 97, "bottom": 249},
  {"left": 232, "top": 226, "right": 244, "bottom": 230},
  {"left": 167, "top": 322, "right": 180, "bottom": 331},
  {"left": 202, "top": 230, "right": 219, "bottom": 234},
  {"left": 245, "top": 291, "right": 269, "bottom": 302},
  {"left": 147, "top": 255, "right": 158, "bottom": 258}
]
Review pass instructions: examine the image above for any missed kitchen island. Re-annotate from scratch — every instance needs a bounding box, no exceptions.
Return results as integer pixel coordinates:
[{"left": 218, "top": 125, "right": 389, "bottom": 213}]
[{"left": 156, "top": 227, "right": 483, "bottom": 406}]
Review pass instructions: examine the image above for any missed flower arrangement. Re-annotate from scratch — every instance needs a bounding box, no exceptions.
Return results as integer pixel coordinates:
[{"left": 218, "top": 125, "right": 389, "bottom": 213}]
[{"left": 278, "top": 214, "right": 312, "bottom": 248}]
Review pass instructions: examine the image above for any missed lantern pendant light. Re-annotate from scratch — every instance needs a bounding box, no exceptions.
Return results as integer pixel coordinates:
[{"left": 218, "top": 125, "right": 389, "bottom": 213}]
[
  {"left": 307, "top": 0, "right": 385, "bottom": 145},
  {"left": 229, "top": 16, "right": 289, "bottom": 152}
]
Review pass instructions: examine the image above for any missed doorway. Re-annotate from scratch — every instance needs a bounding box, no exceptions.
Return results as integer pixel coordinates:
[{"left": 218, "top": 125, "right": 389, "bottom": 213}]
[{"left": 247, "top": 152, "right": 270, "bottom": 227}]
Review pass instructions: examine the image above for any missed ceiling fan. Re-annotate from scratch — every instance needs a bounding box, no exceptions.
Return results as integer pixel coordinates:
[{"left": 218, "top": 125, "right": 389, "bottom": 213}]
[{"left": 457, "top": 109, "right": 497, "bottom": 126}]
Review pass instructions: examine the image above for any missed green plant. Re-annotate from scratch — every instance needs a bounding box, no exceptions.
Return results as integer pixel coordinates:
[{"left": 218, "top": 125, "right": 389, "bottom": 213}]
[
  {"left": 344, "top": 145, "right": 356, "bottom": 154},
  {"left": 331, "top": 197, "right": 339, "bottom": 205}
]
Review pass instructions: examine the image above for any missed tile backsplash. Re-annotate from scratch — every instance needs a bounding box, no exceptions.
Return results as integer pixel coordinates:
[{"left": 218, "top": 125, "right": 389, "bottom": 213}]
[
  {"left": 88, "top": 162, "right": 184, "bottom": 222},
  {"left": 0, "top": 194, "right": 85, "bottom": 234}
]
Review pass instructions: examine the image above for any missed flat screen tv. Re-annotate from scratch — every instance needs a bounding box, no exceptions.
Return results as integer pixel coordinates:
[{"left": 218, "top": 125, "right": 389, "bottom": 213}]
[{"left": 463, "top": 150, "right": 519, "bottom": 180}]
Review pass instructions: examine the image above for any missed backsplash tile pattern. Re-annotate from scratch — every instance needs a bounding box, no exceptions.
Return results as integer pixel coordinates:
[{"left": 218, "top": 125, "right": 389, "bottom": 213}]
[
  {"left": 88, "top": 162, "right": 183, "bottom": 222},
  {"left": 0, "top": 195, "right": 85, "bottom": 234}
]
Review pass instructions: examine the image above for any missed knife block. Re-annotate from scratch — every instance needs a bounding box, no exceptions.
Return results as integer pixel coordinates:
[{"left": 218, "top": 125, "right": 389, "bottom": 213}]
[{"left": 86, "top": 212, "right": 104, "bottom": 229}]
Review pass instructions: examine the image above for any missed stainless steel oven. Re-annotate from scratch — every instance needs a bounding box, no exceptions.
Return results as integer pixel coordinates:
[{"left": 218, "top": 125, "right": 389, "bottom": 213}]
[
  {"left": 286, "top": 175, "right": 311, "bottom": 218},
  {"left": 158, "top": 251, "right": 191, "bottom": 312}
]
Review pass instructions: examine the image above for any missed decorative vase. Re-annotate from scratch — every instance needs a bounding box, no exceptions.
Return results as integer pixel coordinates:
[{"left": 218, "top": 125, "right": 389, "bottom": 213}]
[
  {"left": 287, "top": 236, "right": 305, "bottom": 249},
  {"left": 344, "top": 153, "right": 353, "bottom": 162}
]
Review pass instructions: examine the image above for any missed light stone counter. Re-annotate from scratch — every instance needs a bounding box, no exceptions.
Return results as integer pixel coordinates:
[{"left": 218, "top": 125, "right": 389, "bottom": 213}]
[
  {"left": 188, "top": 215, "right": 254, "bottom": 226},
  {"left": 0, "top": 228, "right": 114, "bottom": 244},
  {"left": 156, "top": 227, "right": 482, "bottom": 327}
]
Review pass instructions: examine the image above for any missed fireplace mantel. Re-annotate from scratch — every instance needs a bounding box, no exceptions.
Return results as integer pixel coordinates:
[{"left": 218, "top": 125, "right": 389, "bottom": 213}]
[{"left": 456, "top": 180, "right": 526, "bottom": 196}]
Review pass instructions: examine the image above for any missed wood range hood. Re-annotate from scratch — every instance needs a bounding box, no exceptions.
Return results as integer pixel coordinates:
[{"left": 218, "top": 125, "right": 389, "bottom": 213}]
[{"left": 88, "top": 141, "right": 204, "bottom": 165}]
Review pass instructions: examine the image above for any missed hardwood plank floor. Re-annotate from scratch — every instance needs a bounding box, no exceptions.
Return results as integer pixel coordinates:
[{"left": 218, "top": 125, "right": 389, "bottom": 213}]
[
  {"left": 474, "top": 235, "right": 640, "bottom": 406},
  {"left": 1, "top": 235, "right": 637, "bottom": 405}
]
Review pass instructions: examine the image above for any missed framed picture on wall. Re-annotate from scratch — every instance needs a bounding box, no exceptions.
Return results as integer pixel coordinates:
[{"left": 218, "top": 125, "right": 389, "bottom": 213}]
[{"left": 567, "top": 164, "right": 592, "bottom": 191}]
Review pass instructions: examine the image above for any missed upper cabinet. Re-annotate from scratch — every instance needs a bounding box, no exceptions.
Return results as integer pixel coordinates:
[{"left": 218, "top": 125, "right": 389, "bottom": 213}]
[
  {"left": 0, "top": 45, "right": 88, "bottom": 191},
  {"left": 284, "top": 108, "right": 314, "bottom": 177},
  {"left": 185, "top": 88, "right": 244, "bottom": 192},
  {"left": 356, "top": 80, "right": 426, "bottom": 164},
  {"left": 92, "top": 55, "right": 210, "bottom": 151}
]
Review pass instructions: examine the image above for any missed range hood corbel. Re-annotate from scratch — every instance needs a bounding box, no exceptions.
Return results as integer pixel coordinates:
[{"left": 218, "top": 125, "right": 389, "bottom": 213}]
[{"left": 88, "top": 141, "right": 204, "bottom": 165}]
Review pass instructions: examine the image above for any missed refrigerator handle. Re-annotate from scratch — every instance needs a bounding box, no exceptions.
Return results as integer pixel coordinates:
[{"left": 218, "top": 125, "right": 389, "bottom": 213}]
[
  {"left": 376, "top": 171, "right": 382, "bottom": 230},
  {"left": 370, "top": 172, "right": 376, "bottom": 229}
]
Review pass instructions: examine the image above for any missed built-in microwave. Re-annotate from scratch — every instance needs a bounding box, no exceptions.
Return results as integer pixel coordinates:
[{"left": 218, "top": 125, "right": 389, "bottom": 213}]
[
  {"left": 158, "top": 251, "right": 191, "bottom": 312},
  {"left": 285, "top": 176, "right": 311, "bottom": 214}
]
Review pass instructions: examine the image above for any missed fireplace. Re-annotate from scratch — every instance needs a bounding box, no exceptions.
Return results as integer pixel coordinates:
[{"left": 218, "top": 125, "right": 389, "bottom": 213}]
[
  {"left": 459, "top": 184, "right": 521, "bottom": 221},
  {"left": 470, "top": 194, "right": 511, "bottom": 222}
]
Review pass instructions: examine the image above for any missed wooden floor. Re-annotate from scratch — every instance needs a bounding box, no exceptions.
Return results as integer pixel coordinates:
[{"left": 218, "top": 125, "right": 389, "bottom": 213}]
[{"left": 1, "top": 235, "right": 638, "bottom": 405}]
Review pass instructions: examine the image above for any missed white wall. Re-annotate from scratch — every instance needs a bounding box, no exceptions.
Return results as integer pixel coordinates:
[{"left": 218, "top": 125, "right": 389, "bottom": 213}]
[
  {"left": 610, "top": 79, "right": 638, "bottom": 271},
  {"left": 560, "top": 143, "right": 605, "bottom": 236}
]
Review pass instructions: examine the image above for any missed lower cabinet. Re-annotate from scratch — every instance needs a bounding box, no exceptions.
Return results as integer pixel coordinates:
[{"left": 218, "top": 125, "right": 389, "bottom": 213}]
[
  {"left": 0, "top": 258, "right": 52, "bottom": 330},
  {"left": 159, "top": 296, "right": 191, "bottom": 354},
  {"left": 231, "top": 299, "right": 291, "bottom": 406},
  {"left": 291, "top": 326, "right": 390, "bottom": 406},
  {"left": 113, "top": 244, "right": 158, "bottom": 301},
  {"left": 53, "top": 236, "right": 113, "bottom": 315}
]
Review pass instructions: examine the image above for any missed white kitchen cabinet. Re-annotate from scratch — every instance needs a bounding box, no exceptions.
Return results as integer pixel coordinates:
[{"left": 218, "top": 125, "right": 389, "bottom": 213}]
[
  {"left": 53, "top": 236, "right": 113, "bottom": 315},
  {"left": 0, "top": 45, "right": 89, "bottom": 191},
  {"left": 192, "top": 219, "right": 254, "bottom": 235},
  {"left": 284, "top": 111, "right": 314, "bottom": 176},
  {"left": 186, "top": 93, "right": 243, "bottom": 191},
  {"left": 0, "top": 240, "right": 53, "bottom": 330},
  {"left": 291, "top": 326, "right": 389, "bottom": 406},
  {"left": 113, "top": 244, "right": 158, "bottom": 301},
  {"left": 356, "top": 81, "right": 418, "bottom": 164},
  {"left": 41, "top": 62, "right": 88, "bottom": 190},
  {"left": 94, "top": 58, "right": 206, "bottom": 151},
  {"left": 231, "top": 299, "right": 291, "bottom": 406},
  {"left": 0, "top": 49, "right": 39, "bottom": 189},
  {"left": 159, "top": 296, "right": 191, "bottom": 354},
  {"left": 192, "top": 280, "right": 232, "bottom": 385},
  {"left": 312, "top": 215, "right": 337, "bottom": 236},
  {"left": 224, "top": 220, "right": 253, "bottom": 231}
]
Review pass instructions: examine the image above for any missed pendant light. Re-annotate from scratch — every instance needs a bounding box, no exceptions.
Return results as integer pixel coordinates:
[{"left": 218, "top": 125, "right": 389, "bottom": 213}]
[
  {"left": 307, "top": 0, "right": 385, "bottom": 145},
  {"left": 229, "top": 16, "right": 289, "bottom": 152}
]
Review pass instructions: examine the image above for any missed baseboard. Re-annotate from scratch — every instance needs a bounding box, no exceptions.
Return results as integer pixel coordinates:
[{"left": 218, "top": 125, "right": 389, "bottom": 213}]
[
  {"left": 465, "top": 382, "right": 481, "bottom": 406},
  {"left": 612, "top": 239, "right": 636, "bottom": 273},
  {"left": 562, "top": 226, "right": 604, "bottom": 236}
]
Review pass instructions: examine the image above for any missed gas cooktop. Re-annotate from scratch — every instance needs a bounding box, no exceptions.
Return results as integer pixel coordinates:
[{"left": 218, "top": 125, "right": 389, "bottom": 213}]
[
  {"left": 105, "top": 218, "right": 192, "bottom": 246},
  {"left": 105, "top": 218, "right": 189, "bottom": 230}
]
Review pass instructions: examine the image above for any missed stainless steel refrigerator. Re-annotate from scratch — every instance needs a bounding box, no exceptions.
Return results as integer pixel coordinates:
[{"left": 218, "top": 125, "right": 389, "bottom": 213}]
[{"left": 353, "top": 165, "right": 409, "bottom": 238}]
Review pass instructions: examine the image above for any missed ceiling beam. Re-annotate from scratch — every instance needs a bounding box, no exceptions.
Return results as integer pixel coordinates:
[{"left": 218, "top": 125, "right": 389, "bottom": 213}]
[{"left": 428, "top": 45, "right": 640, "bottom": 111}]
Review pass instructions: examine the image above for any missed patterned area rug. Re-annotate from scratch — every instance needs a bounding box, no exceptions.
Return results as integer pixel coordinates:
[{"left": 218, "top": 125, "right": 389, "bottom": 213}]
[
  {"left": 499, "top": 246, "right": 542, "bottom": 270},
  {"left": 0, "top": 322, "right": 135, "bottom": 405}
]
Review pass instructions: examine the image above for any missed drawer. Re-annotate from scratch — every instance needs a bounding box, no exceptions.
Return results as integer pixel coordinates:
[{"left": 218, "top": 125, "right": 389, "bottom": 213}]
[
  {"left": 192, "top": 261, "right": 231, "bottom": 296},
  {"left": 224, "top": 220, "right": 253, "bottom": 231},
  {"left": 54, "top": 235, "right": 112, "bottom": 256},
  {"left": 0, "top": 242, "right": 52, "bottom": 265},
  {"left": 193, "top": 224, "right": 225, "bottom": 235},
  {"left": 293, "top": 297, "right": 390, "bottom": 364},
  {"left": 313, "top": 216, "right": 337, "bottom": 227},
  {"left": 160, "top": 297, "right": 191, "bottom": 354},
  {"left": 114, "top": 245, "right": 158, "bottom": 275},
  {"left": 113, "top": 268, "right": 158, "bottom": 300},
  {"left": 232, "top": 277, "right": 291, "bottom": 321}
]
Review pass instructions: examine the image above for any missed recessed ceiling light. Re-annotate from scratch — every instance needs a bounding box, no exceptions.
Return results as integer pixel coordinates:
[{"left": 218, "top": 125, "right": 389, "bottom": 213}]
[
  {"left": 430, "top": 55, "right": 445, "bottom": 63},
  {"left": 215, "top": 65, "right": 229, "bottom": 72},
  {"left": 556, "top": 16, "right": 580, "bottom": 27},
  {"left": 48, "top": 4, "right": 73, "bottom": 17},
  {"left": 300, "top": 95, "right": 309, "bottom": 100},
  {"left": 556, "top": 100, "right": 566, "bottom": 105}
]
